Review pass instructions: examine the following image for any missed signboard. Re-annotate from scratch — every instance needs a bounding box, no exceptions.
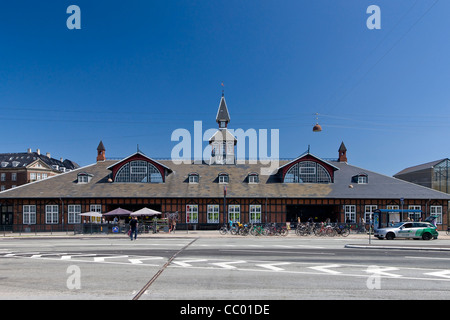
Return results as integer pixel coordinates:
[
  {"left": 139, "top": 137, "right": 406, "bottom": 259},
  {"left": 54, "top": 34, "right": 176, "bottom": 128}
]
[{"left": 373, "top": 211, "right": 380, "bottom": 231}]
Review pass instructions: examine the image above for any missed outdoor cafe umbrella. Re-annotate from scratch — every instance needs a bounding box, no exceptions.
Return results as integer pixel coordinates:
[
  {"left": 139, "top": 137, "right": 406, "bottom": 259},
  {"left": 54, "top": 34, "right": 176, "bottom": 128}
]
[
  {"left": 102, "top": 207, "right": 132, "bottom": 217},
  {"left": 130, "top": 207, "right": 161, "bottom": 217},
  {"left": 78, "top": 212, "right": 103, "bottom": 218}
]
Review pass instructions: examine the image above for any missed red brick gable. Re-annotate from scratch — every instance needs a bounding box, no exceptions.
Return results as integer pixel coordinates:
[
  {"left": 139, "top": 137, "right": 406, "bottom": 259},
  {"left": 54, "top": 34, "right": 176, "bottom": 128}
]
[
  {"left": 107, "top": 152, "right": 171, "bottom": 182},
  {"left": 279, "top": 153, "right": 338, "bottom": 183}
]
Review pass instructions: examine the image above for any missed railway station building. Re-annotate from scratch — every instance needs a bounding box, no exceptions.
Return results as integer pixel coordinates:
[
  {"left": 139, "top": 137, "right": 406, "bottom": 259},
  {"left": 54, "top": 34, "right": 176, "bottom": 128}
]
[{"left": 0, "top": 94, "right": 449, "bottom": 231}]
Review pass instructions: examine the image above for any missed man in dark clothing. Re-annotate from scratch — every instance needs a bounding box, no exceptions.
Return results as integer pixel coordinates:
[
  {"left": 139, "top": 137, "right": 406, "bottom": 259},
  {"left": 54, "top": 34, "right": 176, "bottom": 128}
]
[{"left": 129, "top": 217, "right": 138, "bottom": 241}]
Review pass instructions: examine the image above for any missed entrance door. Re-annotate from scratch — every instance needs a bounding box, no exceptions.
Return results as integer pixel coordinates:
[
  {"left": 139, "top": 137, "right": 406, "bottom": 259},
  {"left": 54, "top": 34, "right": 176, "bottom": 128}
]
[
  {"left": 1, "top": 205, "right": 13, "bottom": 231},
  {"left": 1, "top": 213, "right": 12, "bottom": 225}
]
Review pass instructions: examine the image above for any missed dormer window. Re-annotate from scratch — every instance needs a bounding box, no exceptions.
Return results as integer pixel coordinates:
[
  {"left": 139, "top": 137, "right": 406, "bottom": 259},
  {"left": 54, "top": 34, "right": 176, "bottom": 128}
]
[
  {"left": 77, "top": 172, "right": 93, "bottom": 184},
  {"left": 248, "top": 173, "right": 259, "bottom": 184},
  {"left": 188, "top": 173, "right": 199, "bottom": 184},
  {"left": 352, "top": 173, "right": 368, "bottom": 184},
  {"left": 218, "top": 173, "right": 229, "bottom": 184}
]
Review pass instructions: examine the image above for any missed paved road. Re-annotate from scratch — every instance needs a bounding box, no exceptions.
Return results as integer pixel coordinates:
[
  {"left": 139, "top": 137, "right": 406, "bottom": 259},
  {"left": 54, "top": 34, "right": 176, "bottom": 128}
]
[{"left": 1, "top": 235, "right": 450, "bottom": 300}]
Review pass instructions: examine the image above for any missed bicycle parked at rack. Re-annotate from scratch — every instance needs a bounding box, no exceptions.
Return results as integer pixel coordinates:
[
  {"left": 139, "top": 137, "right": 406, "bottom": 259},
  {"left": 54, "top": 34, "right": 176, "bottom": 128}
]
[
  {"left": 250, "top": 224, "right": 266, "bottom": 236},
  {"left": 313, "top": 223, "right": 335, "bottom": 237},
  {"left": 264, "top": 223, "right": 288, "bottom": 236},
  {"left": 295, "top": 223, "right": 315, "bottom": 236},
  {"left": 219, "top": 224, "right": 229, "bottom": 235},
  {"left": 333, "top": 224, "right": 350, "bottom": 237}
]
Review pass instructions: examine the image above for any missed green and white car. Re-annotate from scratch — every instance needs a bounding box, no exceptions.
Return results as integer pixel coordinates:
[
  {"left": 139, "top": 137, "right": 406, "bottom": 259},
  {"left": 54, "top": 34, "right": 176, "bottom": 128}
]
[{"left": 374, "top": 222, "right": 438, "bottom": 240}]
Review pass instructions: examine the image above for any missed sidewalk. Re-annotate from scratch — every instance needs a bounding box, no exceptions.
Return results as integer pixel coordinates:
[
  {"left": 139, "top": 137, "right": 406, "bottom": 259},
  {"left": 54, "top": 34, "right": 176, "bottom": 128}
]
[
  {"left": 2, "top": 230, "right": 450, "bottom": 250},
  {"left": 1, "top": 229, "right": 449, "bottom": 238}
]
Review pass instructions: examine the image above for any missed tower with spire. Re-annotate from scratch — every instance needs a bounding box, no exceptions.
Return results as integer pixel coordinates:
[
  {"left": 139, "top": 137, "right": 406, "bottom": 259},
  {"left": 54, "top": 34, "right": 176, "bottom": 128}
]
[
  {"left": 96, "top": 140, "right": 106, "bottom": 162},
  {"left": 209, "top": 93, "right": 237, "bottom": 165},
  {"left": 338, "top": 142, "right": 347, "bottom": 163}
]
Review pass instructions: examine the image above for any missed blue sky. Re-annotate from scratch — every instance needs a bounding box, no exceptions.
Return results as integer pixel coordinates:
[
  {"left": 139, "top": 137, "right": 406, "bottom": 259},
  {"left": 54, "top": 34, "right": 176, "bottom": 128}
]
[{"left": 0, "top": 0, "right": 448, "bottom": 176}]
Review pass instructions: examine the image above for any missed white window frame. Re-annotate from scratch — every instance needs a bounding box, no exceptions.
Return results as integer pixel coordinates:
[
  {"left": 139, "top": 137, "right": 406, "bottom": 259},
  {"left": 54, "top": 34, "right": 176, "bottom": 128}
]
[
  {"left": 219, "top": 174, "right": 229, "bottom": 184},
  {"left": 78, "top": 175, "right": 89, "bottom": 183},
  {"left": 344, "top": 205, "right": 356, "bottom": 223},
  {"left": 249, "top": 205, "right": 262, "bottom": 223},
  {"left": 90, "top": 204, "right": 102, "bottom": 223},
  {"left": 189, "top": 174, "right": 199, "bottom": 184},
  {"left": 207, "top": 205, "right": 219, "bottom": 223},
  {"left": 68, "top": 205, "right": 81, "bottom": 224},
  {"left": 11, "top": 173, "right": 16, "bottom": 181},
  {"left": 0, "top": 173, "right": 5, "bottom": 181},
  {"left": 386, "top": 205, "right": 399, "bottom": 213},
  {"left": 228, "top": 204, "right": 240, "bottom": 222},
  {"left": 408, "top": 205, "right": 421, "bottom": 221},
  {"left": 358, "top": 175, "right": 368, "bottom": 184},
  {"left": 90, "top": 204, "right": 102, "bottom": 213},
  {"left": 430, "top": 206, "right": 443, "bottom": 225},
  {"left": 364, "top": 205, "right": 377, "bottom": 223},
  {"left": 45, "top": 205, "right": 59, "bottom": 224},
  {"left": 186, "top": 204, "right": 198, "bottom": 224},
  {"left": 23, "top": 205, "right": 36, "bottom": 225},
  {"left": 248, "top": 174, "right": 259, "bottom": 184}
]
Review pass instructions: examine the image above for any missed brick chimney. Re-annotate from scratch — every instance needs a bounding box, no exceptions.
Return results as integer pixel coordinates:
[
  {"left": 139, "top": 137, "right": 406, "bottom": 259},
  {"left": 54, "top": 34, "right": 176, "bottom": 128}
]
[
  {"left": 338, "top": 142, "right": 347, "bottom": 163},
  {"left": 97, "top": 141, "right": 106, "bottom": 162}
]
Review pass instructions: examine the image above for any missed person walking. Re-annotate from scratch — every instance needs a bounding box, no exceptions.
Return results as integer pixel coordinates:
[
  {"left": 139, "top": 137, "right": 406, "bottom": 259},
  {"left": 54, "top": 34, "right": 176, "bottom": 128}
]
[{"left": 129, "top": 216, "right": 138, "bottom": 241}]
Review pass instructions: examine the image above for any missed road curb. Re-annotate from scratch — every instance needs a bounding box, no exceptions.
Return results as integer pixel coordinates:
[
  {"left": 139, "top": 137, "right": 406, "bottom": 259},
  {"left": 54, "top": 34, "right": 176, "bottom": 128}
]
[{"left": 345, "top": 244, "right": 450, "bottom": 251}]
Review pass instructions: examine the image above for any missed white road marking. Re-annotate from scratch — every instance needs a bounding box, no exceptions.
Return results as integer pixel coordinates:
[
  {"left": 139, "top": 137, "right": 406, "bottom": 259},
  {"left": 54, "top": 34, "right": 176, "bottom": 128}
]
[
  {"left": 93, "top": 255, "right": 129, "bottom": 262},
  {"left": 309, "top": 264, "right": 342, "bottom": 275},
  {"left": 255, "top": 262, "right": 291, "bottom": 271},
  {"left": 424, "top": 270, "right": 450, "bottom": 279},
  {"left": 171, "top": 259, "right": 208, "bottom": 267},
  {"left": 128, "top": 257, "right": 164, "bottom": 264},
  {"left": 365, "top": 266, "right": 402, "bottom": 278},
  {"left": 210, "top": 260, "right": 247, "bottom": 269}
]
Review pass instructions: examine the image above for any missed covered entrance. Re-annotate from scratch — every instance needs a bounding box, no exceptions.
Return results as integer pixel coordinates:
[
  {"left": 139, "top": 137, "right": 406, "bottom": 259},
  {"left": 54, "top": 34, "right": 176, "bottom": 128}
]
[{"left": 286, "top": 205, "right": 339, "bottom": 224}]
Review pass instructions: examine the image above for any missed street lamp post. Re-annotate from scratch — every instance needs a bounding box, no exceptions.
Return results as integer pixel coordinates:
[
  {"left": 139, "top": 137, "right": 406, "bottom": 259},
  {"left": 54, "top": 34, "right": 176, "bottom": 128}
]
[{"left": 223, "top": 186, "right": 227, "bottom": 226}]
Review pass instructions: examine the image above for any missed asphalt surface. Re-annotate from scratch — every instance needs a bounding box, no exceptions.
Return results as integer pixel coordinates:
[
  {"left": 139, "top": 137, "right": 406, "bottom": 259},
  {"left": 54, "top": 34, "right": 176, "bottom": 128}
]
[{"left": 1, "top": 231, "right": 450, "bottom": 302}]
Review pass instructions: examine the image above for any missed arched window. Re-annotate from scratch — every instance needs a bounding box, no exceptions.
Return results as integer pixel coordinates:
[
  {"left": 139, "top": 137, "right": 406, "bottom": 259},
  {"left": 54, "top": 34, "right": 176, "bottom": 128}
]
[
  {"left": 284, "top": 161, "right": 331, "bottom": 184},
  {"left": 115, "top": 160, "right": 163, "bottom": 183}
]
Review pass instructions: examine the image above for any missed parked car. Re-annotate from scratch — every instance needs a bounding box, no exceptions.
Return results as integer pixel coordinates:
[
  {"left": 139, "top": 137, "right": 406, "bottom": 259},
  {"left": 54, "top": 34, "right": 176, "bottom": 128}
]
[{"left": 374, "top": 222, "right": 438, "bottom": 240}]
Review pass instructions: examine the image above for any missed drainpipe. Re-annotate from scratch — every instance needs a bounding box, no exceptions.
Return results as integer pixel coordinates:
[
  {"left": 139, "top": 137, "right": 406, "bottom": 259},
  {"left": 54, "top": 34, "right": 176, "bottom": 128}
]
[
  {"left": 60, "top": 198, "right": 64, "bottom": 232},
  {"left": 265, "top": 197, "right": 268, "bottom": 223},
  {"left": 425, "top": 199, "right": 430, "bottom": 220}
]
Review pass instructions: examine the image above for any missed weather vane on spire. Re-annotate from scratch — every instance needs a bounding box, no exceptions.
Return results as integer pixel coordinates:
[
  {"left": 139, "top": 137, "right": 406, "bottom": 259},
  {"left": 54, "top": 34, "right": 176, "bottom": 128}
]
[{"left": 221, "top": 81, "right": 225, "bottom": 96}]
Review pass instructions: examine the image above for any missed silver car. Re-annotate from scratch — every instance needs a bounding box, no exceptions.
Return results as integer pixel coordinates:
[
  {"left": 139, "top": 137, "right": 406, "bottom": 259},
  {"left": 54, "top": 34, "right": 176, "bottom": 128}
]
[{"left": 374, "top": 222, "right": 438, "bottom": 240}]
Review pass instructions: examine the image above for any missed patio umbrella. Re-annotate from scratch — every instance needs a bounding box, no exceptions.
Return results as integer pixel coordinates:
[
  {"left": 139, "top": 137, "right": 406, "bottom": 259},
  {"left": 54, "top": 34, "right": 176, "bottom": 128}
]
[
  {"left": 78, "top": 212, "right": 103, "bottom": 218},
  {"left": 102, "top": 207, "right": 132, "bottom": 216},
  {"left": 130, "top": 207, "right": 161, "bottom": 216}
]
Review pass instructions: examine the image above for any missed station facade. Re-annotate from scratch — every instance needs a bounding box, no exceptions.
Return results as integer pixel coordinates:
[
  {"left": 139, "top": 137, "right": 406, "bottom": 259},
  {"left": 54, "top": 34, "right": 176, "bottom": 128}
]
[{"left": 0, "top": 95, "right": 449, "bottom": 231}]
